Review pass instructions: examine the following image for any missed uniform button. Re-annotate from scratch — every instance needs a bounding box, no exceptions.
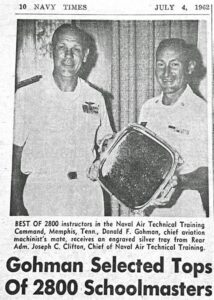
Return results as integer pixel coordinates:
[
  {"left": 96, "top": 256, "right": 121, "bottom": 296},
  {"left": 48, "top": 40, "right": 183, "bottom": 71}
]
[{"left": 67, "top": 171, "right": 77, "bottom": 180}]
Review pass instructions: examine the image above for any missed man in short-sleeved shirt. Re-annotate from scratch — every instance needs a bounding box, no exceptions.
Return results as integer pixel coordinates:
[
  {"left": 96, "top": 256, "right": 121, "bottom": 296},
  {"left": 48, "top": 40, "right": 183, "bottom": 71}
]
[
  {"left": 11, "top": 24, "right": 113, "bottom": 216},
  {"left": 139, "top": 38, "right": 208, "bottom": 217}
]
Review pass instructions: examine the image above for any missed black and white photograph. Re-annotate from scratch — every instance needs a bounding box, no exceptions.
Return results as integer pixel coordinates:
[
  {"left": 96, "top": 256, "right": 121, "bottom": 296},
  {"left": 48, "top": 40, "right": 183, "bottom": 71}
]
[
  {"left": 0, "top": 1, "right": 213, "bottom": 299},
  {"left": 11, "top": 19, "right": 209, "bottom": 217}
]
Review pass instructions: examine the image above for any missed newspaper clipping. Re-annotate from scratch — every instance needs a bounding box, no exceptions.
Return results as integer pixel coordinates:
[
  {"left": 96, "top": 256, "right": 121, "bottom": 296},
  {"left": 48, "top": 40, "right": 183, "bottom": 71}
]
[{"left": 0, "top": 0, "right": 213, "bottom": 299}]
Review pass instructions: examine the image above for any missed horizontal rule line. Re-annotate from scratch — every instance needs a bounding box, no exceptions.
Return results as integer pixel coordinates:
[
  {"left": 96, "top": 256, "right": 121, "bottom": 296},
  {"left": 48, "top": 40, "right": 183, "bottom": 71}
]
[{"left": 15, "top": 13, "right": 211, "bottom": 16}]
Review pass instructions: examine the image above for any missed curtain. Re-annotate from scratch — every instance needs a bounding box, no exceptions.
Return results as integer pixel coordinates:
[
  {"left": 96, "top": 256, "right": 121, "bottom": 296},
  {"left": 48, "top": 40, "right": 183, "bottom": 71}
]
[
  {"left": 197, "top": 21, "right": 207, "bottom": 99},
  {"left": 16, "top": 20, "right": 201, "bottom": 216}
]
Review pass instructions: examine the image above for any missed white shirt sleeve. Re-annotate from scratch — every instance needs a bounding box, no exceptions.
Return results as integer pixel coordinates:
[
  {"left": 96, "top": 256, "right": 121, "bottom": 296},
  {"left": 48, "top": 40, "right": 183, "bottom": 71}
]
[
  {"left": 97, "top": 95, "right": 113, "bottom": 143},
  {"left": 138, "top": 105, "right": 144, "bottom": 124},
  {"left": 138, "top": 100, "right": 151, "bottom": 124},
  {"left": 13, "top": 88, "right": 29, "bottom": 147}
]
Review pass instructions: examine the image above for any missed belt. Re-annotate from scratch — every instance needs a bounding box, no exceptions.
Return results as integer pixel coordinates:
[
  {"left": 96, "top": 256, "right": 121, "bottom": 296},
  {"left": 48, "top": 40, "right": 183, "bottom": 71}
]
[{"left": 67, "top": 171, "right": 77, "bottom": 180}]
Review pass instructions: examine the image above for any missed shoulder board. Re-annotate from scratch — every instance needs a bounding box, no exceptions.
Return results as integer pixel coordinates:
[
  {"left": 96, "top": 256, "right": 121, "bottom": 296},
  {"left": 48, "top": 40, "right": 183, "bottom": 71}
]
[{"left": 16, "top": 75, "right": 42, "bottom": 91}]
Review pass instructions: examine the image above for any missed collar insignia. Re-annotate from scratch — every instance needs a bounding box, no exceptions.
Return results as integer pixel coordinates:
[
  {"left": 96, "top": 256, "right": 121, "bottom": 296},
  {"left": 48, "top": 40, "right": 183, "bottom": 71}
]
[
  {"left": 82, "top": 102, "right": 99, "bottom": 114},
  {"left": 168, "top": 125, "right": 189, "bottom": 135}
]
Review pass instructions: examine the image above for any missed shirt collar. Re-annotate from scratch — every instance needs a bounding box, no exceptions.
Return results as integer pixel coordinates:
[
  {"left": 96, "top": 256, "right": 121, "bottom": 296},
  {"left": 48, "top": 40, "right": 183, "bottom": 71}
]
[
  {"left": 156, "top": 85, "right": 193, "bottom": 108},
  {"left": 49, "top": 74, "right": 81, "bottom": 100}
]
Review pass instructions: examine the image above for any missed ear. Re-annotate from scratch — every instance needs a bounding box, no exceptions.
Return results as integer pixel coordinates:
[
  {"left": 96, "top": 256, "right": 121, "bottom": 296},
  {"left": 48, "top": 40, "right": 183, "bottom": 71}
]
[
  {"left": 187, "top": 60, "right": 196, "bottom": 74},
  {"left": 50, "top": 43, "right": 54, "bottom": 58},
  {"left": 83, "top": 48, "right": 89, "bottom": 63}
]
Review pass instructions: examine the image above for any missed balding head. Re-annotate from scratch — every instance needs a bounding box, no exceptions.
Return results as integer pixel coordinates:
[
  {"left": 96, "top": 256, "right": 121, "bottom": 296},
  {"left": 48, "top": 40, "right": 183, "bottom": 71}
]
[
  {"left": 51, "top": 24, "right": 90, "bottom": 82},
  {"left": 52, "top": 24, "right": 90, "bottom": 50}
]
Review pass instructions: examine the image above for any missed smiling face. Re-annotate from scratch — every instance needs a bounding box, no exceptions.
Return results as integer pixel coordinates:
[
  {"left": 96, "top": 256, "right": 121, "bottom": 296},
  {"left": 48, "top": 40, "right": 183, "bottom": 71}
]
[
  {"left": 155, "top": 45, "right": 189, "bottom": 96},
  {"left": 52, "top": 28, "right": 89, "bottom": 78}
]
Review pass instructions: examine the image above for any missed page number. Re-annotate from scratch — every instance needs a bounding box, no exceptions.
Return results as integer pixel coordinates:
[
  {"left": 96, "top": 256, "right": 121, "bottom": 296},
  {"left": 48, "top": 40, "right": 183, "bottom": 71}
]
[
  {"left": 19, "top": 4, "right": 27, "bottom": 9},
  {"left": 182, "top": 5, "right": 187, "bottom": 11}
]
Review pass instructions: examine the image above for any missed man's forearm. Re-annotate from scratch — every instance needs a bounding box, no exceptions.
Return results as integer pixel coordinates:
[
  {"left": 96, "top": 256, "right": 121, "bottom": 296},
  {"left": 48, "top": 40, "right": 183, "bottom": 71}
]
[
  {"left": 10, "top": 145, "right": 28, "bottom": 216},
  {"left": 178, "top": 167, "right": 208, "bottom": 191},
  {"left": 11, "top": 171, "right": 28, "bottom": 213}
]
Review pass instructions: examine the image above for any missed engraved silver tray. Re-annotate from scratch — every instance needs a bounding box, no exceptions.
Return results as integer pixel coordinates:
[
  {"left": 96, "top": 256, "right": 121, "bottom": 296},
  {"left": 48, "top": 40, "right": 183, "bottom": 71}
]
[{"left": 98, "top": 124, "right": 183, "bottom": 210}]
